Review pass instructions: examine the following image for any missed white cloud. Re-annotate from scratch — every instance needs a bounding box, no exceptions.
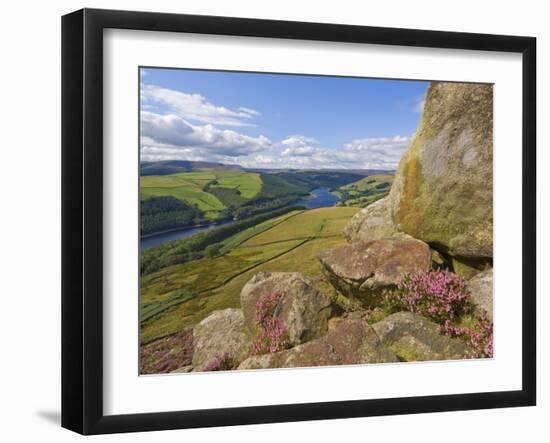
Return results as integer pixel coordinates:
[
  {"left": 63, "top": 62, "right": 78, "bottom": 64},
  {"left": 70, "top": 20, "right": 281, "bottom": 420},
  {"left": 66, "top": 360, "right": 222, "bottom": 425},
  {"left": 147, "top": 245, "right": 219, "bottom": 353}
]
[
  {"left": 341, "top": 135, "right": 411, "bottom": 168},
  {"left": 282, "top": 146, "right": 321, "bottom": 156},
  {"left": 234, "top": 134, "right": 411, "bottom": 170},
  {"left": 281, "top": 135, "right": 318, "bottom": 148},
  {"left": 238, "top": 107, "right": 261, "bottom": 117},
  {"left": 140, "top": 111, "right": 272, "bottom": 161},
  {"left": 270, "top": 134, "right": 411, "bottom": 170},
  {"left": 141, "top": 84, "right": 260, "bottom": 126},
  {"left": 140, "top": 100, "right": 411, "bottom": 169}
]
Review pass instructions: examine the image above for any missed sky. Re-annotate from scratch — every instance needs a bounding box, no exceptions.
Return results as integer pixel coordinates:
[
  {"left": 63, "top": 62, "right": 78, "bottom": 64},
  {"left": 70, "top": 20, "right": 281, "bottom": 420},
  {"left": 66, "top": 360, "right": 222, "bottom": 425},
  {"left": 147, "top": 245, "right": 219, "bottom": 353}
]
[{"left": 140, "top": 68, "right": 429, "bottom": 170}]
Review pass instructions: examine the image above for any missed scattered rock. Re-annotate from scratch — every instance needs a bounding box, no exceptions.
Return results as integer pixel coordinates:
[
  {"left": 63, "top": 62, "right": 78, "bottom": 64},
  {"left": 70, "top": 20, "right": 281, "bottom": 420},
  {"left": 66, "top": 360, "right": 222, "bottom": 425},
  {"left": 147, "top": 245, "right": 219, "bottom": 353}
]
[
  {"left": 238, "top": 318, "right": 398, "bottom": 370},
  {"left": 467, "top": 268, "right": 493, "bottom": 321},
  {"left": 240, "top": 272, "right": 337, "bottom": 347},
  {"left": 241, "top": 272, "right": 337, "bottom": 346},
  {"left": 192, "top": 308, "right": 251, "bottom": 371},
  {"left": 372, "top": 312, "right": 468, "bottom": 361},
  {"left": 318, "top": 237, "right": 431, "bottom": 307},
  {"left": 344, "top": 197, "right": 399, "bottom": 243},
  {"left": 387, "top": 82, "right": 493, "bottom": 259}
]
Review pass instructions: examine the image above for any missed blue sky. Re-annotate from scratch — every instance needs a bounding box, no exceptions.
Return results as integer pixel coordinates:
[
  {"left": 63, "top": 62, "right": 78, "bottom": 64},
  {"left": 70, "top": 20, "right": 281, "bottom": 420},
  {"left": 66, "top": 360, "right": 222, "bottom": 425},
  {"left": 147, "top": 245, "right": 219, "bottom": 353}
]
[{"left": 140, "top": 67, "right": 429, "bottom": 169}]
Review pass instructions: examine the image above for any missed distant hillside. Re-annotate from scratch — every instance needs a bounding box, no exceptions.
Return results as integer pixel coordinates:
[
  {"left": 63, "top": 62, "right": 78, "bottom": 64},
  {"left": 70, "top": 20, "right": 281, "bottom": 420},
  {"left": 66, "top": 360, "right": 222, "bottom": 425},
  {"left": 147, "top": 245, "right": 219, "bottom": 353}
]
[
  {"left": 139, "top": 167, "right": 363, "bottom": 236},
  {"left": 246, "top": 167, "right": 395, "bottom": 176},
  {"left": 140, "top": 160, "right": 242, "bottom": 176},
  {"left": 333, "top": 174, "right": 394, "bottom": 208}
]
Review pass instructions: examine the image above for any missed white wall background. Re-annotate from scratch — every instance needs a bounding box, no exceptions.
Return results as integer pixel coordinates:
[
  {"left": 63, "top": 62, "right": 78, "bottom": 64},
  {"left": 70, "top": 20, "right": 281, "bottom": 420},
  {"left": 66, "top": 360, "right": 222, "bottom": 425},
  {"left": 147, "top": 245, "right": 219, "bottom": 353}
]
[{"left": 0, "top": 0, "right": 546, "bottom": 441}]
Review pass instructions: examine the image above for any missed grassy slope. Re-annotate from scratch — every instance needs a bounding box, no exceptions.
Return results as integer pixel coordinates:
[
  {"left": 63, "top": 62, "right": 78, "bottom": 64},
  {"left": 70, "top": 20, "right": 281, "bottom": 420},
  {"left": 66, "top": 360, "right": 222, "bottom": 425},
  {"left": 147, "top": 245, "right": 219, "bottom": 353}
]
[
  {"left": 140, "top": 206, "right": 359, "bottom": 343},
  {"left": 140, "top": 170, "right": 262, "bottom": 214},
  {"left": 210, "top": 171, "right": 262, "bottom": 199},
  {"left": 333, "top": 174, "right": 394, "bottom": 207}
]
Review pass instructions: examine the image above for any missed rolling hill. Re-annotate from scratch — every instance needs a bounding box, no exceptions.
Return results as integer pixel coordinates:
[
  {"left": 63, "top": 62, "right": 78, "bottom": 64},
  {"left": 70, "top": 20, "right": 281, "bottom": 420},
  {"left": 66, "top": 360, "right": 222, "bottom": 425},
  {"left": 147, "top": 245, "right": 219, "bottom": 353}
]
[
  {"left": 139, "top": 164, "right": 364, "bottom": 236},
  {"left": 140, "top": 160, "right": 242, "bottom": 176},
  {"left": 139, "top": 206, "right": 359, "bottom": 343},
  {"left": 333, "top": 174, "right": 394, "bottom": 207}
]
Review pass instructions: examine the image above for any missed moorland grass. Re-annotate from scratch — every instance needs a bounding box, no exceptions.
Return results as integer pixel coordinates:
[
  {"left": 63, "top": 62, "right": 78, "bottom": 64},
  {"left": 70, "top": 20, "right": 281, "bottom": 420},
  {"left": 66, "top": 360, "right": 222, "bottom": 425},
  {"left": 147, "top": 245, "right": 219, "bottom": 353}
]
[{"left": 139, "top": 206, "right": 359, "bottom": 343}]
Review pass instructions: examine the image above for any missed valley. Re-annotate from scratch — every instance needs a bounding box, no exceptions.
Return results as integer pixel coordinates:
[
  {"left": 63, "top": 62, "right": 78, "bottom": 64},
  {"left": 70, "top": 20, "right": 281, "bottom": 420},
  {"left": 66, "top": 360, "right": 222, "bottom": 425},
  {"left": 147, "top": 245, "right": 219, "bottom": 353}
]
[{"left": 139, "top": 162, "right": 394, "bottom": 344}]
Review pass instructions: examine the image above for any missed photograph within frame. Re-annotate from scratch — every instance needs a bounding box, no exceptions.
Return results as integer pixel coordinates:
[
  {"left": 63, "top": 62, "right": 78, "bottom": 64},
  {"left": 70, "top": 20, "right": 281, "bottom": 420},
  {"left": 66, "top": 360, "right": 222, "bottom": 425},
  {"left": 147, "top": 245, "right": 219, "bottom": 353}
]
[
  {"left": 61, "top": 8, "right": 536, "bottom": 435},
  {"left": 138, "top": 67, "right": 494, "bottom": 375}
]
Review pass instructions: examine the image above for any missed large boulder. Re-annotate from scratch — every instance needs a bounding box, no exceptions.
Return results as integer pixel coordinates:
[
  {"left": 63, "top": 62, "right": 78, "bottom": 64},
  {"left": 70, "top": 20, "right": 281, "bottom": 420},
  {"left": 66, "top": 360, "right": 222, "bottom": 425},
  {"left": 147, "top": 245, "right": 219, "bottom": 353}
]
[
  {"left": 239, "top": 272, "right": 337, "bottom": 347},
  {"left": 318, "top": 237, "right": 431, "bottom": 307},
  {"left": 238, "top": 318, "right": 398, "bottom": 370},
  {"left": 192, "top": 308, "right": 251, "bottom": 371},
  {"left": 386, "top": 82, "right": 493, "bottom": 259},
  {"left": 467, "top": 268, "right": 493, "bottom": 321},
  {"left": 372, "top": 312, "right": 468, "bottom": 361},
  {"left": 344, "top": 197, "right": 399, "bottom": 243}
]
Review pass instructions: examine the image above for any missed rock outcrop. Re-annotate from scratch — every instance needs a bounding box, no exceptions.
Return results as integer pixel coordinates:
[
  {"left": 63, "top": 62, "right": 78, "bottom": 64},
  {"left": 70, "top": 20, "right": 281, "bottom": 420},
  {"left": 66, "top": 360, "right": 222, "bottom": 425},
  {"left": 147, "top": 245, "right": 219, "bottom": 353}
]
[
  {"left": 344, "top": 197, "right": 399, "bottom": 243},
  {"left": 387, "top": 82, "right": 493, "bottom": 260},
  {"left": 238, "top": 318, "right": 398, "bottom": 370},
  {"left": 467, "top": 268, "right": 493, "bottom": 321},
  {"left": 318, "top": 237, "right": 431, "bottom": 306},
  {"left": 192, "top": 308, "right": 251, "bottom": 371},
  {"left": 372, "top": 312, "right": 468, "bottom": 361},
  {"left": 240, "top": 272, "right": 337, "bottom": 347}
]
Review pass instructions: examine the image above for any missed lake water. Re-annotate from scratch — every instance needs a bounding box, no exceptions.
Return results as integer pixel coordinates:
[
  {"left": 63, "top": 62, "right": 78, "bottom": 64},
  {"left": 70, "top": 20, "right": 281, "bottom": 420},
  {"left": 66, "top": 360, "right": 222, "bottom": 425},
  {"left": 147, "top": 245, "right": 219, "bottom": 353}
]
[
  {"left": 295, "top": 187, "right": 341, "bottom": 209},
  {"left": 140, "top": 187, "right": 340, "bottom": 250}
]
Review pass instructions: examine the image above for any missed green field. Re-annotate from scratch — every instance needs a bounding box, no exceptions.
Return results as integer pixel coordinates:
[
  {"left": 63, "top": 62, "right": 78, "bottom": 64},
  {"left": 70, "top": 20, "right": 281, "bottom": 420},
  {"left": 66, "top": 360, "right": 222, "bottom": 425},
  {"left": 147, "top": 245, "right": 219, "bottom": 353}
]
[
  {"left": 140, "top": 206, "right": 359, "bottom": 343},
  {"left": 209, "top": 171, "right": 262, "bottom": 199},
  {"left": 140, "top": 170, "right": 262, "bottom": 213},
  {"left": 139, "top": 167, "right": 366, "bottom": 236},
  {"left": 333, "top": 174, "right": 394, "bottom": 207}
]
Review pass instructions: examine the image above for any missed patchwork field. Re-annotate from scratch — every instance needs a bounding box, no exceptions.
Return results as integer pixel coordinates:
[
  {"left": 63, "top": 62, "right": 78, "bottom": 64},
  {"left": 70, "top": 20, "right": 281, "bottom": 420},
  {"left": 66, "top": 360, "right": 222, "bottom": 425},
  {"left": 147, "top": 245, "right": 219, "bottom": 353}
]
[
  {"left": 333, "top": 174, "right": 394, "bottom": 207},
  {"left": 140, "top": 170, "right": 262, "bottom": 215},
  {"left": 139, "top": 167, "right": 365, "bottom": 236},
  {"left": 210, "top": 171, "right": 262, "bottom": 199},
  {"left": 140, "top": 206, "right": 359, "bottom": 343}
]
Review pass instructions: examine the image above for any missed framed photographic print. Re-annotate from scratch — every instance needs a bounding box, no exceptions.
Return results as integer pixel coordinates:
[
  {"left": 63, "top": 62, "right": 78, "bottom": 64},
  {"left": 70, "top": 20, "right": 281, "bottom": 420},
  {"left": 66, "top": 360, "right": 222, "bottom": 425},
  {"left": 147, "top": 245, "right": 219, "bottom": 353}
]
[{"left": 61, "top": 8, "right": 536, "bottom": 435}]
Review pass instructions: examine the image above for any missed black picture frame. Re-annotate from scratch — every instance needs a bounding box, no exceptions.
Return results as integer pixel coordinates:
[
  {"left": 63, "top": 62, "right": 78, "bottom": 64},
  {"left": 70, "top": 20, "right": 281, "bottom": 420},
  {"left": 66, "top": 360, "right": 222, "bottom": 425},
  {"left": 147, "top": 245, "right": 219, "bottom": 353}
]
[{"left": 61, "top": 8, "right": 536, "bottom": 435}]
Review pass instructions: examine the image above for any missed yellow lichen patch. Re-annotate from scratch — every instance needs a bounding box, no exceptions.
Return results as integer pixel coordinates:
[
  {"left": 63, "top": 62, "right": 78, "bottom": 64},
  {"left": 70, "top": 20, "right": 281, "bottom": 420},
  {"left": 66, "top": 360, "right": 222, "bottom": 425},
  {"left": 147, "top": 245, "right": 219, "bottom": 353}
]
[{"left": 395, "top": 153, "right": 422, "bottom": 235}]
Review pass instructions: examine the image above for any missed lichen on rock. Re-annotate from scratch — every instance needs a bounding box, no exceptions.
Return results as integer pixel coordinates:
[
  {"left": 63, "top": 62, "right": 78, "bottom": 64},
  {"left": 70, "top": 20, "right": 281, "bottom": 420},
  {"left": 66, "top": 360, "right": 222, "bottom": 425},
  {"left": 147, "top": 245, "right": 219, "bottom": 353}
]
[{"left": 386, "top": 82, "right": 493, "bottom": 260}]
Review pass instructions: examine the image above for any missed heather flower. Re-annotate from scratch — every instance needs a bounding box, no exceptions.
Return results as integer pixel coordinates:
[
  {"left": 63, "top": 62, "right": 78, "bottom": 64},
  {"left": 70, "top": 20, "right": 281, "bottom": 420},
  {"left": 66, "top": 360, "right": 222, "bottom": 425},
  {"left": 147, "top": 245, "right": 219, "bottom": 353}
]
[
  {"left": 139, "top": 327, "right": 194, "bottom": 374},
  {"left": 439, "top": 312, "right": 493, "bottom": 359},
  {"left": 390, "top": 270, "right": 492, "bottom": 359},
  {"left": 397, "top": 270, "right": 470, "bottom": 324},
  {"left": 250, "top": 292, "right": 289, "bottom": 355}
]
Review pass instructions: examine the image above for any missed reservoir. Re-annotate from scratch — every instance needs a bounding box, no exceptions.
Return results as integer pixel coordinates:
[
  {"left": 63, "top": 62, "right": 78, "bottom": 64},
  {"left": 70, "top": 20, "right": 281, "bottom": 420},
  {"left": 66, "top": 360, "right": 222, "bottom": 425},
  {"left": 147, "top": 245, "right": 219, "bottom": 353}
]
[{"left": 140, "top": 187, "right": 340, "bottom": 250}]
